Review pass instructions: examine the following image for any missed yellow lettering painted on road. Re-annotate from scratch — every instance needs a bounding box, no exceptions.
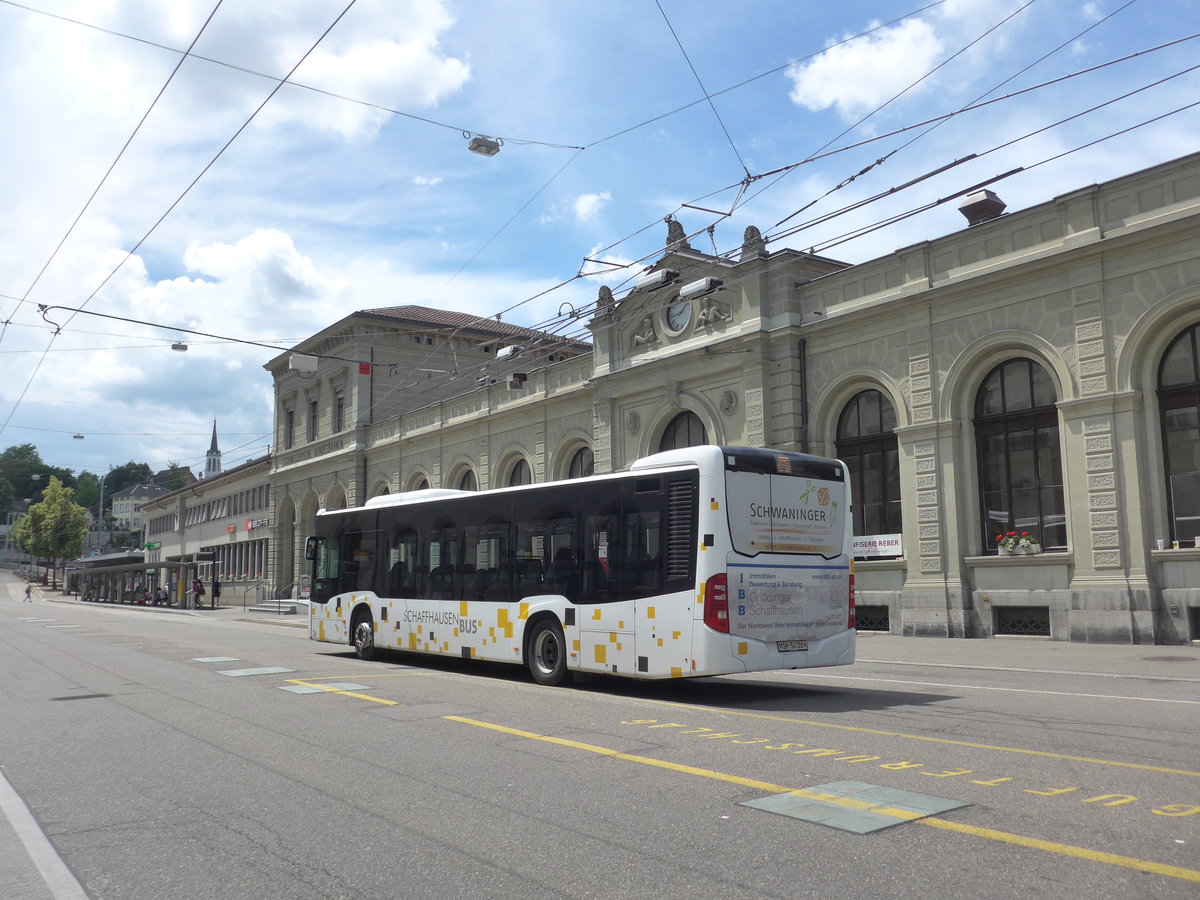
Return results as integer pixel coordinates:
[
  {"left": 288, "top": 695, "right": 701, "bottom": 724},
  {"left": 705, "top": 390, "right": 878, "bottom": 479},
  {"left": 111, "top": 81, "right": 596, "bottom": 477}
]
[
  {"left": 972, "top": 777, "right": 1014, "bottom": 786},
  {"left": 1025, "top": 787, "right": 1079, "bottom": 797},
  {"left": 449, "top": 715, "right": 1200, "bottom": 885},
  {"left": 923, "top": 769, "right": 973, "bottom": 778},
  {"left": 614, "top": 698, "right": 1200, "bottom": 777},
  {"left": 1083, "top": 794, "right": 1137, "bottom": 807},
  {"left": 1154, "top": 804, "right": 1200, "bottom": 817}
]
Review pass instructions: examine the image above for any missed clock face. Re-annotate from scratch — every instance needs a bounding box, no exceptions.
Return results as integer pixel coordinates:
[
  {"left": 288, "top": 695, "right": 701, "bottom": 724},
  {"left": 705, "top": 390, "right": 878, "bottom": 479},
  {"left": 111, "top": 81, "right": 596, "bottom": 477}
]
[{"left": 666, "top": 297, "right": 691, "bottom": 332}]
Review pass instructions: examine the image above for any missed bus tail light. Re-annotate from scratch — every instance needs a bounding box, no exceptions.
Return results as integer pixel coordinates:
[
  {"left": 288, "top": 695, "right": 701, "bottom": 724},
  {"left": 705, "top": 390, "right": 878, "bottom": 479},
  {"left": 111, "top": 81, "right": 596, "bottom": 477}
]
[
  {"left": 704, "top": 574, "right": 729, "bottom": 634},
  {"left": 848, "top": 571, "right": 856, "bottom": 630}
]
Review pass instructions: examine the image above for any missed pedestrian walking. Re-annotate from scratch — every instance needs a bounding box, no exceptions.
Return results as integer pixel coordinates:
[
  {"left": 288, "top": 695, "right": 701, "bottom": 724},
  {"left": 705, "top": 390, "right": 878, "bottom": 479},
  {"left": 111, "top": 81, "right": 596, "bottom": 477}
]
[
  {"left": 211, "top": 577, "right": 222, "bottom": 609},
  {"left": 191, "top": 578, "right": 205, "bottom": 609},
  {"left": 24, "top": 584, "right": 32, "bottom": 602}
]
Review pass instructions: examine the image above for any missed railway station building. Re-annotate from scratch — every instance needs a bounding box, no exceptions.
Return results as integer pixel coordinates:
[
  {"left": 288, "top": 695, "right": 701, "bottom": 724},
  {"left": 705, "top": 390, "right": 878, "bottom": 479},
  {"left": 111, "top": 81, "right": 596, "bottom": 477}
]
[{"left": 267, "top": 151, "right": 1200, "bottom": 645}]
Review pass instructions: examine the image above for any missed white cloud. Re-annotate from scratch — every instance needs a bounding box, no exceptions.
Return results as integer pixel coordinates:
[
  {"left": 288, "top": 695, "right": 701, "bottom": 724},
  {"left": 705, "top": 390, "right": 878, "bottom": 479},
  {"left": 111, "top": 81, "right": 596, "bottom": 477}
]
[
  {"left": 412, "top": 175, "right": 443, "bottom": 187},
  {"left": 573, "top": 192, "right": 612, "bottom": 223},
  {"left": 787, "top": 18, "right": 944, "bottom": 118}
]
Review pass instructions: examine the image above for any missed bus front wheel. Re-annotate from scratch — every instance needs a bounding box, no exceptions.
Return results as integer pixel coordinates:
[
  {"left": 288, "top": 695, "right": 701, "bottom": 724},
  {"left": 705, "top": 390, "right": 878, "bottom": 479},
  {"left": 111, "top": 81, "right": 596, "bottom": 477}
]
[
  {"left": 353, "top": 613, "right": 376, "bottom": 661},
  {"left": 527, "top": 619, "right": 568, "bottom": 686}
]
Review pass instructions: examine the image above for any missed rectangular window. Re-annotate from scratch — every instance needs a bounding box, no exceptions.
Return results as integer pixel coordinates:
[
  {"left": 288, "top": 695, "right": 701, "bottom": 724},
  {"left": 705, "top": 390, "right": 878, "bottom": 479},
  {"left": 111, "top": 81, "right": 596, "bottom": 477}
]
[
  {"left": 307, "top": 396, "right": 318, "bottom": 442},
  {"left": 334, "top": 390, "right": 345, "bottom": 433},
  {"left": 284, "top": 408, "right": 294, "bottom": 450}
]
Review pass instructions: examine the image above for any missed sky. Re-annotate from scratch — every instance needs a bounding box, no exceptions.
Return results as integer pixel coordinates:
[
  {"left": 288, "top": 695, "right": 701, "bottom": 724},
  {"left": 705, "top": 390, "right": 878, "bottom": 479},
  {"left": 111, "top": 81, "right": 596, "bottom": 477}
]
[{"left": 1, "top": 0, "right": 1197, "bottom": 481}]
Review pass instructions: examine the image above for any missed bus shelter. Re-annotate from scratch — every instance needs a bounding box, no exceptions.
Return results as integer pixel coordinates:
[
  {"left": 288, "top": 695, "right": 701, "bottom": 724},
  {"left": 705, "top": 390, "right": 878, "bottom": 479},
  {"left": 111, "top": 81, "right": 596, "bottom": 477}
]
[{"left": 65, "top": 557, "right": 192, "bottom": 606}]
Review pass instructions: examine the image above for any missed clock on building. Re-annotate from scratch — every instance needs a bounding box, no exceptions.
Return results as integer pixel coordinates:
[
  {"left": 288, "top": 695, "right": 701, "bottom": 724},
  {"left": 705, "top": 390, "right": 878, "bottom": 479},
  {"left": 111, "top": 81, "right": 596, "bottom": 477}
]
[{"left": 665, "top": 297, "right": 692, "bottom": 332}]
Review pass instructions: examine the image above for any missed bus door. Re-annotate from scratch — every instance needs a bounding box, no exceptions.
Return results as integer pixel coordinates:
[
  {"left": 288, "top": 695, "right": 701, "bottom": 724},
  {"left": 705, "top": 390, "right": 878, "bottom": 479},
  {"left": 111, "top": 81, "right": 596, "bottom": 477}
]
[{"left": 401, "top": 519, "right": 460, "bottom": 654}]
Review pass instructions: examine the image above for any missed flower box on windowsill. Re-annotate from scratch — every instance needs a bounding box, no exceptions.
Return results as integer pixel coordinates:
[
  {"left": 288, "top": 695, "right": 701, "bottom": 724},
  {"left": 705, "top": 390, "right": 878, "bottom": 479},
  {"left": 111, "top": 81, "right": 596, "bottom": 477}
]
[{"left": 997, "top": 544, "right": 1042, "bottom": 556}]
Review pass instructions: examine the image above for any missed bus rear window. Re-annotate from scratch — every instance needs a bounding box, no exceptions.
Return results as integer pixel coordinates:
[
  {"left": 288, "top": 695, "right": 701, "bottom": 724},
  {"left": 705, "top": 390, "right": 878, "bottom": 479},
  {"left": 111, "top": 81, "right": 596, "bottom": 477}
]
[{"left": 726, "top": 470, "right": 846, "bottom": 557}]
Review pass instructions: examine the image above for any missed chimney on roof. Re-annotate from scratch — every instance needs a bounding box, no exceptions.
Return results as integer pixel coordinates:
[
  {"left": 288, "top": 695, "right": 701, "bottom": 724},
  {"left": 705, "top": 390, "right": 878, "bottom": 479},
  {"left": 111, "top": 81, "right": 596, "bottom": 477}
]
[{"left": 958, "top": 190, "right": 1007, "bottom": 226}]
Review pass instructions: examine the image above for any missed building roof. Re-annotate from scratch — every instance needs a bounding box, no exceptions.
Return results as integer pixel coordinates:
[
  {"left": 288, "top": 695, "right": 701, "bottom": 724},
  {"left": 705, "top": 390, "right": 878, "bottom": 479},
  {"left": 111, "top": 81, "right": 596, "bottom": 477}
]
[
  {"left": 356, "top": 305, "right": 590, "bottom": 349},
  {"left": 111, "top": 483, "right": 171, "bottom": 501}
]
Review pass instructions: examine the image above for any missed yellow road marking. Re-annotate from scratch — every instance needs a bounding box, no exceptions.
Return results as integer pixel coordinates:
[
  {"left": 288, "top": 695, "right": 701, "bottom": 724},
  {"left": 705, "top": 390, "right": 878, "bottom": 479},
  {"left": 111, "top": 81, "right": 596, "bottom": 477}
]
[
  {"left": 614, "top": 696, "right": 1200, "bottom": 778},
  {"left": 921, "top": 818, "right": 1200, "bottom": 883},
  {"left": 445, "top": 715, "right": 1200, "bottom": 885},
  {"left": 286, "top": 679, "right": 401, "bottom": 705}
]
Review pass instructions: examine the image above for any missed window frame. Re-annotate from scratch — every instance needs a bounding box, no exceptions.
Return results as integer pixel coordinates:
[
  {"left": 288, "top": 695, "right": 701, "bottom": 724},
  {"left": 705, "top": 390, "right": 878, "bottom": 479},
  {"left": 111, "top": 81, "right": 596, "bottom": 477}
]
[{"left": 974, "top": 358, "right": 1065, "bottom": 553}]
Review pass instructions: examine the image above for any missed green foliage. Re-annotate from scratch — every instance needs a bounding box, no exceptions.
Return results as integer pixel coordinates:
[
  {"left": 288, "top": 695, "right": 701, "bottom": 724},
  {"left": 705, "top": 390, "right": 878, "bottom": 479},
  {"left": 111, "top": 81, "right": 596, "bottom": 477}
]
[
  {"left": 11, "top": 476, "right": 89, "bottom": 588},
  {"left": 0, "top": 444, "right": 76, "bottom": 515}
]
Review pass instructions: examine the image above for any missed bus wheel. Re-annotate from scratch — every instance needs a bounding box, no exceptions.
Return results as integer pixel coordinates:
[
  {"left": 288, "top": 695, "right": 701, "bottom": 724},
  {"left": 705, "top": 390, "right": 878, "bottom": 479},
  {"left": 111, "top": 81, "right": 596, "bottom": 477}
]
[
  {"left": 353, "top": 613, "right": 376, "bottom": 661},
  {"left": 527, "top": 619, "right": 568, "bottom": 686}
]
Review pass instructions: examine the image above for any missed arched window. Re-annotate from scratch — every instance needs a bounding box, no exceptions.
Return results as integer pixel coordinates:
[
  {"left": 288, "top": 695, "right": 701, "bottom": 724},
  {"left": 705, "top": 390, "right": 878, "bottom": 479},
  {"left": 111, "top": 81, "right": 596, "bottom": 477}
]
[
  {"left": 975, "top": 358, "right": 1065, "bottom": 552},
  {"left": 413, "top": 477, "right": 429, "bottom": 491},
  {"left": 836, "top": 390, "right": 901, "bottom": 538},
  {"left": 567, "top": 446, "right": 594, "bottom": 479},
  {"left": 1159, "top": 323, "right": 1200, "bottom": 545},
  {"left": 457, "top": 470, "right": 477, "bottom": 491},
  {"left": 659, "top": 411, "right": 707, "bottom": 451},
  {"left": 509, "top": 458, "right": 532, "bottom": 486}
]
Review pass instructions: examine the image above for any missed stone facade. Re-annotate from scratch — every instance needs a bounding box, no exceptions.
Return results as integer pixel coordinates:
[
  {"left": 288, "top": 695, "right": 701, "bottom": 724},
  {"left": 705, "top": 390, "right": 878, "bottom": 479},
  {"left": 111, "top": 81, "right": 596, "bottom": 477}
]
[{"left": 267, "top": 154, "right": 1200, "bottom": 644}]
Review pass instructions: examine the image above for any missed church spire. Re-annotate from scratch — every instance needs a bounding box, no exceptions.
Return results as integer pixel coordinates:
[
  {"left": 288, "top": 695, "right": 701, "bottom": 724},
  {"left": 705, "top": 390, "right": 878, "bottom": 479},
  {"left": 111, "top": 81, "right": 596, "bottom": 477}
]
[{"left": 204, "top": 419, "right": 222, "bottom": 479}]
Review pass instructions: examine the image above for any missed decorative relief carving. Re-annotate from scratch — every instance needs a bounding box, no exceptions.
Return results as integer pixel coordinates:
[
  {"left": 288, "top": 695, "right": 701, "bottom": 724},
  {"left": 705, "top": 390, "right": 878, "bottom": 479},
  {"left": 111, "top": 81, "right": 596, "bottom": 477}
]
[
  {"left": 919, "top": 541, "right": 941, "bottom": 556},
  {"left": 1076, "top": 322, "right": 1104, "bottom": 341},
  {"left": 1093, "top": 530, "right": 1119, "bottom": 548},
  {"left": 697, "top": 299, "right": 731, "bottom": 327},
  {"left": 915, "top": 458, "right": 936, "bottom": 473},
  {"left": 1086, "top": 454, "right": 1114, "bottom": 471},
  {"left": 1093, "top": 550, "right": 1121, "bottom": 568},
  {"left": 918, "top": 525, "right": 939, "bottom": 539},
  {"left": 625, "top": 412, "right": 640, "bottom": 434},
  {"left": 1078, "top": 340, "right": 1105, "bottom": 359},
  {"left": 1083, "top": 416, "right": 1111, "bottom": 433},
  {"left": 918, "top": 507, "right": 939, "bottom": 522},
  {"left": 920, "top": 557, "right": 943, "bottom": 574},
  {"left": 631, "top": 316, "right": 657, "bottom": 347},
  {"left": 916, "top": 475, "right": 935, "bottom": 490},
  {"left": 1090, "top": 492, "right": 1117, "bottom": 509},
  {"left": 1082, "top": 376, "right": 1108, "bottom": 395},
  {"left": 719, "top": 390, "right": 737, "bottom": 415},
  {"left": 1087, "top": 472, "right": 1115, "bottom": 490},
  {"left": 1091, "top": 511, "right": 1118, "bottom": 530}
]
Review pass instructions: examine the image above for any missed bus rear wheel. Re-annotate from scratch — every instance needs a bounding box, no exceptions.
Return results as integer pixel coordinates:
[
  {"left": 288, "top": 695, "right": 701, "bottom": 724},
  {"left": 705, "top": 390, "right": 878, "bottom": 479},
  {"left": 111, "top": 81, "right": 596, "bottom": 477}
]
[
  {"left": 527, "top": 619, "right": 568, "bottom": 686},
  {"left": 353, "top": 613, "right": 376, "bottom": 661}
]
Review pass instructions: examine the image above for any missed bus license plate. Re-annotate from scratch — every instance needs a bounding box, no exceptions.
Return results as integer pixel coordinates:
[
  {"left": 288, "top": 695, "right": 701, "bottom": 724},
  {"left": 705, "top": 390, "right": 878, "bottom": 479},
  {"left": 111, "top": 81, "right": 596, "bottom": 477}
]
[{"left": 777, "top": 640, "right": 808, "bottom": 653}]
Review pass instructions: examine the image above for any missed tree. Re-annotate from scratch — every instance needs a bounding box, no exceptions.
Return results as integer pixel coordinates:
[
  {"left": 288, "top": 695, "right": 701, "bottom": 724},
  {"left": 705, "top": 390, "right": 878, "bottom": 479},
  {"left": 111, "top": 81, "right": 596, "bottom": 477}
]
[
  {"left": 0, "top": 444, "right": 77, "bottom": 515},
  {"left": 12, "top": 476, "right": 88, "bottom": 589}
]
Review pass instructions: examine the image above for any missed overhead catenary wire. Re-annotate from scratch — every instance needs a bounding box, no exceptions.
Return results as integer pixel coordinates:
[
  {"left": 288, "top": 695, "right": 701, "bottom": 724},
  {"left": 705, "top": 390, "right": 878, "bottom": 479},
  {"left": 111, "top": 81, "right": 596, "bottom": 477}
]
[
  {"left": 0, "top": 0, "right": 363, "bottom": 444},
  {"left": 0, "top": 0, "right": 227, "bottom": 347},
  {"left": 0, "top": 0, "right": 582, "bottom": 152},
  {"left": 7, "top": 3, "right": 1198, "bottom": 471}
]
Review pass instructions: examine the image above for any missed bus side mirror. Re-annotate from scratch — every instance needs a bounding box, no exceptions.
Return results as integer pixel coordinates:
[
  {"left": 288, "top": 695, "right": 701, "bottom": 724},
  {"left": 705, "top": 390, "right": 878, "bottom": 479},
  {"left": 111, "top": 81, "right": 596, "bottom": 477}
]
[{"left": 304, "top": 536, "right": 319, "bottom": 561}]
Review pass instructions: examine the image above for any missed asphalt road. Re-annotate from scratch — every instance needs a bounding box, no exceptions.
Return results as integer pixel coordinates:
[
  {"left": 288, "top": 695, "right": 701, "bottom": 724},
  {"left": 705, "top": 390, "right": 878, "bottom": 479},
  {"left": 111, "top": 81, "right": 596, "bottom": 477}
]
[{"left": 2, "top": 572, "right": 1198, "bottom": 899}]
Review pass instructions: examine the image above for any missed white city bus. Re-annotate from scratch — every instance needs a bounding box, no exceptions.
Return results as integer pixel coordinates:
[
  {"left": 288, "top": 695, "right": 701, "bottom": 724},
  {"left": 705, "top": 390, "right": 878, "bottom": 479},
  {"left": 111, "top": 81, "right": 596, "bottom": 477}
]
[{"left": 305, "top": 445, "right": 855, "bottom": 684}]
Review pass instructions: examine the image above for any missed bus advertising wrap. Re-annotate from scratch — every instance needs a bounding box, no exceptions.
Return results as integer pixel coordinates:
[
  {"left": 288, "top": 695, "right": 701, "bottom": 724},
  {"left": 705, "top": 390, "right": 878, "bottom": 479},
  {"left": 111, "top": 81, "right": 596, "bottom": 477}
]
[
  {"left": 727, "top": 560, "right": 850, "bottom": 643},
  {"left": 726, "top": 472, "right": 845, "bottom": 556}
]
